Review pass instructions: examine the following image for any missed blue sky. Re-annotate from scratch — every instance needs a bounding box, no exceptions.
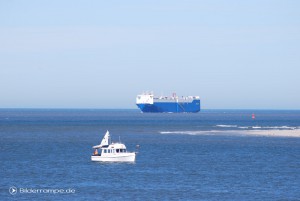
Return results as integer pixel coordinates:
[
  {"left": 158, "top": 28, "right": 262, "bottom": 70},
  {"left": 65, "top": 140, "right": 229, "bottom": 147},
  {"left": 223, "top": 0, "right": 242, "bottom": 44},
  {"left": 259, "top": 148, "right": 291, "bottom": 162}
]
[{"left": 0, "top": 0, "right": 299, "bottom": 109}]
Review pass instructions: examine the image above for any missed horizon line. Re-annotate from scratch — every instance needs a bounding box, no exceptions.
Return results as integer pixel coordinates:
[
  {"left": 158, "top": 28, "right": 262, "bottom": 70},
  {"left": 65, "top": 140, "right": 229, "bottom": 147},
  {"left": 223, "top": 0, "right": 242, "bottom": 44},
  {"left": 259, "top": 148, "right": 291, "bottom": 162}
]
[{"left": 0, "top": 108, "right": 299, "bottom": 111}]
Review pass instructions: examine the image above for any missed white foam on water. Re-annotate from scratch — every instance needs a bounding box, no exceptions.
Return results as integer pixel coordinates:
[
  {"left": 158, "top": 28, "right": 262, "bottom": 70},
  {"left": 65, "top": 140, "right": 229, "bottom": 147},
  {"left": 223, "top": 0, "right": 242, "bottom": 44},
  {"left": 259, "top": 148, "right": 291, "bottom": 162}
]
[
  {"left": 159, "top": 130, "right": 223, "bottom": 136},
  {"left": 252, "top": 126, "right": 262, "bottom": 129},
  {"left": 237, "top": 126, "right": 297, "bottom": 130},
  {"left": 262, "top": 126, "right": 297, "bottom": 130},
  {"left": 216, "top": 125, "right": 237, "bottom": 128}
]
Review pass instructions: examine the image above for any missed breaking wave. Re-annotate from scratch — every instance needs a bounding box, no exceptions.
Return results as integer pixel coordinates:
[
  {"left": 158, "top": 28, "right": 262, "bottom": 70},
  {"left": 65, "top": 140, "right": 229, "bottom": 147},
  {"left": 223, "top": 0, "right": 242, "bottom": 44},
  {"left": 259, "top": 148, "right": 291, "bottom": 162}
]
[
  {"left": 215, "top": 125, "right": 297, "bottom": 130},
  {"left": 261, "top": 126, "right": 297, "bottom": 130},
  {"left": 252, "top": 126, "right": 262, "bottom": 129},
  {"left": 238, "top": 126, "right": 297, "bottom": 130},
  {"left": 216, "top": 125, "right": 237, "bottom": 128},
  {"left": 160, "top": 130, "right": 223, "bottom": 135}
]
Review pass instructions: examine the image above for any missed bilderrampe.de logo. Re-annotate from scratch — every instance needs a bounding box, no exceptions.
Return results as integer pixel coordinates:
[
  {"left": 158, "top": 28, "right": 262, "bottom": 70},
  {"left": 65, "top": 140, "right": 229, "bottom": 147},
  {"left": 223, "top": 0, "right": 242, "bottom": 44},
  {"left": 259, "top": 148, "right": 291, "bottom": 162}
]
[
  {"left": 9, "top": 186, "right": 17, "bottom": 195},
  {"left": 9, "top": 186, "right": 76, "bottom": 195}
]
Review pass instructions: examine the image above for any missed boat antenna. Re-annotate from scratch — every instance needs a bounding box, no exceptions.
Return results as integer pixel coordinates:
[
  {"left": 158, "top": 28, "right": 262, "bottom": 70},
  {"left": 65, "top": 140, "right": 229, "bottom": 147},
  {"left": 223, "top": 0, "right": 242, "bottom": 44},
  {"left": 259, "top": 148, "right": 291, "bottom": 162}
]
[{"left": 136, "top": 144, "right": 140, "bottom": 153}]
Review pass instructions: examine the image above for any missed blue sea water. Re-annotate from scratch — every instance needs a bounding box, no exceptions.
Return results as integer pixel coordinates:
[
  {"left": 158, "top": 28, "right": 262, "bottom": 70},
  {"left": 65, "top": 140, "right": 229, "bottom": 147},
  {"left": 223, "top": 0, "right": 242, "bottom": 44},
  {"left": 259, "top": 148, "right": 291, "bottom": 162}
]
[{"left": 0, "top": 109, "right": 300, "bottom": 200}]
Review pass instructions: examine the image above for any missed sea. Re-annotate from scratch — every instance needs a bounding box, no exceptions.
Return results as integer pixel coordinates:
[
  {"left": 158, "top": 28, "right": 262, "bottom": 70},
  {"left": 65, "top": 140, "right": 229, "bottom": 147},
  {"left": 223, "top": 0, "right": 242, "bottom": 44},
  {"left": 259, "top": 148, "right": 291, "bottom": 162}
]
[{"left": 0, "top": 109, "right": 300, "bottom": 201}]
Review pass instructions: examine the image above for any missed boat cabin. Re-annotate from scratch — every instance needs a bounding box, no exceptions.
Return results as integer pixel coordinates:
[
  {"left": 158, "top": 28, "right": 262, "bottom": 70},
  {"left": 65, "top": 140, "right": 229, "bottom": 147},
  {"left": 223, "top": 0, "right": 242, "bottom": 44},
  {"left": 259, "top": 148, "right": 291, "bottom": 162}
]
[{"left": 93, "top": 143, "right": 127, "bottom": 156}]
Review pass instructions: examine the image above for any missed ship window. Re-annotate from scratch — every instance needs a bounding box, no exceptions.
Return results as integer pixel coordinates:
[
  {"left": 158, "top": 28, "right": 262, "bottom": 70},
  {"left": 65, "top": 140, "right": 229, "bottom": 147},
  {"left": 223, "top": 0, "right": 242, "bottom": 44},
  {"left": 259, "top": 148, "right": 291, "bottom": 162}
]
[
  {"left": 116, "top": 149, "right": 119, "bottom": 153},
  {"left": 104, "top": 149, "right": 107, "bottom": 153}
]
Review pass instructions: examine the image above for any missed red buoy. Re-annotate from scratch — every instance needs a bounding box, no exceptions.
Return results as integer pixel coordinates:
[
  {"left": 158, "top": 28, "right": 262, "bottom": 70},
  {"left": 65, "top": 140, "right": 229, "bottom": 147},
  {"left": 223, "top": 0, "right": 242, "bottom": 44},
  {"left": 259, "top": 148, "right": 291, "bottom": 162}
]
[{"left": 252, "top": 113, "right": 256, "bottom": 119}]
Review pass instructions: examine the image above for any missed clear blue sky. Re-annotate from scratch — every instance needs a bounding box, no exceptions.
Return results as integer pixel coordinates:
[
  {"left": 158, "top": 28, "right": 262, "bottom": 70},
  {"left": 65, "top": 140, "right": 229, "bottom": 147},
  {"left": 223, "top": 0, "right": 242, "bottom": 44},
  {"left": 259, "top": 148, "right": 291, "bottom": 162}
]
[{"left": 0, "top": 0, "right": 299, "bottom": 109}]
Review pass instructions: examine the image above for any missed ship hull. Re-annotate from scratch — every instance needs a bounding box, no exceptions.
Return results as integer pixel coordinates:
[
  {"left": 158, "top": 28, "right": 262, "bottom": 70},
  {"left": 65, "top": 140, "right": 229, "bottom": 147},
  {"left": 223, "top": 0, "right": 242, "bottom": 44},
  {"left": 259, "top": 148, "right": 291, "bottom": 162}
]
[
  {"left": 137, "top": 100, "right": 200, "bottom": 113},
  {"left": 91, "top": 153, "right": 136, "bottom": 162}
]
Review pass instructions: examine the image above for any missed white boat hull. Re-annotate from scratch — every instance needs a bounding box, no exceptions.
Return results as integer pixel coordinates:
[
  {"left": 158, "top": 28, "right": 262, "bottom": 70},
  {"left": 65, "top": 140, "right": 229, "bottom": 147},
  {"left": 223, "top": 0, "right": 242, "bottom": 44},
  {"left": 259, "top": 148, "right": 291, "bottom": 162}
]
[{"left": 91, "top": 153, "right": 136, "bottom": 162}]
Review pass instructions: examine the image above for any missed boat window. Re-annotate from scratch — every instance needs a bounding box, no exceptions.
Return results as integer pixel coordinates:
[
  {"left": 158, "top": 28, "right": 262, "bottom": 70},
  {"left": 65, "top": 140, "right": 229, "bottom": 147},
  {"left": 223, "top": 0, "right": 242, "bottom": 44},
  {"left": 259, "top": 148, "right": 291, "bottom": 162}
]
[
  {"left": 104, "top": 149, "right": 107, "bottom": 153},
  {"left": 116, "top": 149, "right": 119, "bottom": 153}
]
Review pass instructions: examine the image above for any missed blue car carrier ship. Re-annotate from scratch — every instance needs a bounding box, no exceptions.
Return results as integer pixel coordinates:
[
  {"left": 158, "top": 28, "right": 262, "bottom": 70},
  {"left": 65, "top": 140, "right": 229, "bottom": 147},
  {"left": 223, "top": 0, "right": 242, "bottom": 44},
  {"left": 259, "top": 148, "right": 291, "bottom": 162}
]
[{"left": 136, "top": 92, "right": 201, "bottom": 113}]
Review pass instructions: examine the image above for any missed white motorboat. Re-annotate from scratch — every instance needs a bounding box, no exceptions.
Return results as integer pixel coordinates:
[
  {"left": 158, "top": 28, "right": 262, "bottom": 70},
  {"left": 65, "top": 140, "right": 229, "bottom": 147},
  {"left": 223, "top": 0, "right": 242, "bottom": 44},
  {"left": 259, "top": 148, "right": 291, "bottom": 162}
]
[{"left": 91, "top": 130, "right": 136, "bottom": 162}]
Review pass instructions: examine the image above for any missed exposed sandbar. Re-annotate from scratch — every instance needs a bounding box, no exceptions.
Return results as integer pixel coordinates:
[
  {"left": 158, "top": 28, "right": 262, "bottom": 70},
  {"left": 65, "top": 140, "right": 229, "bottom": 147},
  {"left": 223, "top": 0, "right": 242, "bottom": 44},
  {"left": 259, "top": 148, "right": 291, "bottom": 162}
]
[
  {"left": 160, "top": 129, "right": 300, "bottom": 137},
  {"left": 238, "top": 129, "right": 300, "bottom": 137}
]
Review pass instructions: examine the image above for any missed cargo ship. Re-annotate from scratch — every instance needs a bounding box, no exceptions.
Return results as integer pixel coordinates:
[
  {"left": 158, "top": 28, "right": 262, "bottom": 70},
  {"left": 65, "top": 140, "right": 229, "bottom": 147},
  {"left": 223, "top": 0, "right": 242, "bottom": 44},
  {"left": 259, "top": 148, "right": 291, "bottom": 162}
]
[{"left": 136, "top": 92, "right": 200, "bottom": 113}]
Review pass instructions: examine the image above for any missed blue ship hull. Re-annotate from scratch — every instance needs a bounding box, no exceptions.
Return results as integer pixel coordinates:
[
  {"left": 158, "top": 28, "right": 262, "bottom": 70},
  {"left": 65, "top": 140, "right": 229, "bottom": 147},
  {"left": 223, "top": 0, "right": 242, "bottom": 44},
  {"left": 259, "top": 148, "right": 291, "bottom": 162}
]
[{"left": 136, "top": 100, "right": 200, "bottom": 113}]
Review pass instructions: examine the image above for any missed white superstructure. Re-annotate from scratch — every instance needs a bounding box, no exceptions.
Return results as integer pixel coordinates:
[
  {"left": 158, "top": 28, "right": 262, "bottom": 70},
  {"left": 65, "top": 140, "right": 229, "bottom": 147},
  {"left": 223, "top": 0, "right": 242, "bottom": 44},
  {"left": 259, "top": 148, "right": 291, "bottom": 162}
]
[
  {"left": 136, "top": 93, "right": 154, "bottom": 104},
  {"left": 136, "top": 92, "right": 200, "bottom": 104}
]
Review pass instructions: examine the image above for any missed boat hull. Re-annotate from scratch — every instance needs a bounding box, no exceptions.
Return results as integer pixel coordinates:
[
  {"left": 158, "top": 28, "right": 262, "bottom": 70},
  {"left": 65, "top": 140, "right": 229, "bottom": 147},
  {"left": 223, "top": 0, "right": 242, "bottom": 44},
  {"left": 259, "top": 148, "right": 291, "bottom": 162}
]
[
  {"left": 91, "top": 153, "right": 136, "bottom": 162},
  {"left": 137, "top": 100, "right": 200, "bottom": 113}
]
